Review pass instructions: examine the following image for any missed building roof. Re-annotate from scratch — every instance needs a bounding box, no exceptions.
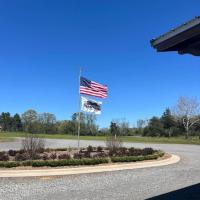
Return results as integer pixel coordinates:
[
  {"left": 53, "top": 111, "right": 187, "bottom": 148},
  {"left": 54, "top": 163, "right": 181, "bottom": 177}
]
[{"left": 151, "top": 16, "right": 200, "bottom": 56}]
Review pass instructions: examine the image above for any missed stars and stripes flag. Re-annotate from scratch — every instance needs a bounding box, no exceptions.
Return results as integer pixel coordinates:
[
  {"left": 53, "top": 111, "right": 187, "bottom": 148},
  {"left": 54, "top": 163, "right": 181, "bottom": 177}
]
[{"left": 80, "top": 76, "right": 108, "bottom": 98}]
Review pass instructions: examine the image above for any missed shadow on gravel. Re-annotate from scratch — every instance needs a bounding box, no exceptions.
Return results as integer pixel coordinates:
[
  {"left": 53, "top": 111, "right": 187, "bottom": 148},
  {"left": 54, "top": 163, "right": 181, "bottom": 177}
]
[{"left": 147, "top": 183, "right": 200, "bottom": 200}]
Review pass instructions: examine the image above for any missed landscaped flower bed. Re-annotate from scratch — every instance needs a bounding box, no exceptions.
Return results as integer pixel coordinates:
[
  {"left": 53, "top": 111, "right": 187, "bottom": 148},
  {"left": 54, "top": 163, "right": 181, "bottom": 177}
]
[{"left": 0, "top": 146, "right": 165, "bottom": 168}]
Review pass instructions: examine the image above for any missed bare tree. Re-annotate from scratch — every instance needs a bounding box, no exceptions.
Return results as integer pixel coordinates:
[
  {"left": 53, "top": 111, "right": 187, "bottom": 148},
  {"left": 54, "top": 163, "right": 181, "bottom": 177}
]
[
  {"left": 22, "top": 135, "right": 45, "bottom": 159},
  {"left": 173, "top": 96, "right": 200, "bottom": 138}
]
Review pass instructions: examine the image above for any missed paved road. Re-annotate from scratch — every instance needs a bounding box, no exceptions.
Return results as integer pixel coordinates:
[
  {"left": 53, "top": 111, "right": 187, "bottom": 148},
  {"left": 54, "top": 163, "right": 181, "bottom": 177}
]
[{"left": 0, "top": 139, "right": 200, "bottom": 200}]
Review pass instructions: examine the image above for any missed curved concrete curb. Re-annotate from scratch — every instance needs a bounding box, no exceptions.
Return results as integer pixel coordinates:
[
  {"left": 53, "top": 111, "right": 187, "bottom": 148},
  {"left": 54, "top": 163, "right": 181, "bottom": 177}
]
[{"left": 0, "top": 154, "right": 180, "bottom": 178}]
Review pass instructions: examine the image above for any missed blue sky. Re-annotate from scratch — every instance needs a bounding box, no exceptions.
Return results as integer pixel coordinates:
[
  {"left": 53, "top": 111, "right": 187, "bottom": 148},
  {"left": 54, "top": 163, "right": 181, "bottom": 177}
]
[{"left": 0, "top": 0, "right": 200, "bottom": 127}]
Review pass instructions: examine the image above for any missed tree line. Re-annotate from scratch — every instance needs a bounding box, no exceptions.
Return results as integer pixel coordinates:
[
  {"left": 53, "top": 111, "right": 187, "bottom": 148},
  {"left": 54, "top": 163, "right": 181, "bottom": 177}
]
[
  {"left": 137, "top": 96, "right": 200, "bottom": 138},
  {"left": 0, "top": 97, "right": 200, "bottom": 138},
  {"left": 0, "top": 110, "right": 99, "bottom": 135}
]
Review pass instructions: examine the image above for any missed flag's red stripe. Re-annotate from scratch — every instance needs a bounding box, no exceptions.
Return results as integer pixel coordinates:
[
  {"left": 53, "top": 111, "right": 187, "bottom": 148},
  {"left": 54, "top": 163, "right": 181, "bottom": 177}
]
[
  {"left": 80, "top": 86, "right": 108, "bottom": 95},
  {"left": 80, "top": 90, "right": 107, "bottom": 98},
  {"left": 91, "top": 85, "right": 108, "bottom": 92},
  {"left": 91, "top": 81, "right": 108, "bottom": 90},
  {"left": 80, "top": 87, "right": 107, "bottom": 98},
  {"left": 80, "top": 89, "right": 107, "bottom": 97}
]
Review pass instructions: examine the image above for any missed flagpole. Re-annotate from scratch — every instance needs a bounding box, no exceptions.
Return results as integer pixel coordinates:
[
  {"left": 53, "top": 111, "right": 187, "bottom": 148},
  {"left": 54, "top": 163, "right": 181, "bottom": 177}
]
[{"left": 77, "top": 67, "right": 82, "bottom": 149}]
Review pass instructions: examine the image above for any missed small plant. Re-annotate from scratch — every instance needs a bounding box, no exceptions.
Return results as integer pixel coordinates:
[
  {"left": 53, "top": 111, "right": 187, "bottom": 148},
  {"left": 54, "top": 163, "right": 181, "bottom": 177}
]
[
  {"left": 142, "top": 148, "right": 154, "bottom": 156},
  {"left": 93, "top": 152, "right": 107, "bottom": 158},
  {"left": 37, "top": 147, "right": 45, "bottom": 153},
  {"left": 54, "top": 148, "right": 68, "bottom": 151},
  {"left": 0, "top": 152, "right": 9, "bottom": 161},
  {"left": 128, "top": 148, "right": 142, "bottom": 156},
  {"left": 108, "top": 148, "right": 117, "bottom": 157},
  {"left": 58, "top": 154, "right": 71, "bottom": 160},
  {"left": 97, "top": 146, "right": 103, "bottom": 152},
  {"left": 44, "top": 148, "right": 51, "bottom": 153},
  {"left": 117, "top": 147, "right": 128, "bottom": 156},
  {"left": 73, "top": 152, "right": 83, "bottom": 159},
  {"left": 87, "top": 145, "right": 93, "bottom": 153},
  {"left": 50, "top": 153, "right": 57, "bottom": 160},
  {"left": 19, "top": 149, "right": 25, "bottom": 154},
  {"left": 32, "top": 154, "right": 41, "bottom": 160},
  {"left": 128, "top": 147, "right": 135, "bottom": 156},
  {"left": 84, "top": 151, "right": 91, "bottom": 158},
  {"left": 42, "top": 153, "right": 49, "bottom": 160},
  {"left": 8, "top": 150, "right": 17, "bottom": 157},
  {"left": 15, "top": 153, "right": 29, "bottom": 161}
]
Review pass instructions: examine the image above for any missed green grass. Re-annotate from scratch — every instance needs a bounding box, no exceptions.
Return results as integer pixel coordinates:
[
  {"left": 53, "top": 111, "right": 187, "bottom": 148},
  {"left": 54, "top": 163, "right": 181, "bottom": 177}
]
[
  {"left": 0, "top": 132, "right": 200, "bottom": 145},
  {"left": 0, "top": 137, "right": 15, "bottom": 142},
  {"left": 122, "top": 136, "right": 200, "bottom": 145}
]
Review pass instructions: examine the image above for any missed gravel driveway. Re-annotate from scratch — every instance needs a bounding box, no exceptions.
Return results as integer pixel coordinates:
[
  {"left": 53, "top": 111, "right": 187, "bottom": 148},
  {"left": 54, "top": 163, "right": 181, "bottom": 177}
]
[{"left": 0, "top": 138, "right": 199, "bottom": 200}]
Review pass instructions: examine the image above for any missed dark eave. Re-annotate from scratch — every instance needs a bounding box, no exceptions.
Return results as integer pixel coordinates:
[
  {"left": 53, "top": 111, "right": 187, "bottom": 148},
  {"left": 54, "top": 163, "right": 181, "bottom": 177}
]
[{"left": 151, "top": 16, "right": 200, "bottom": 56}]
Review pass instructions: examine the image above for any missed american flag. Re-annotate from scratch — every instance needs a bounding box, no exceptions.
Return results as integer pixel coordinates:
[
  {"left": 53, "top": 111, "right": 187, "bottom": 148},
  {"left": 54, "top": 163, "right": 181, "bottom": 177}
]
[{"left": 80, "top": 76, "right": 108, "bottom": 98}]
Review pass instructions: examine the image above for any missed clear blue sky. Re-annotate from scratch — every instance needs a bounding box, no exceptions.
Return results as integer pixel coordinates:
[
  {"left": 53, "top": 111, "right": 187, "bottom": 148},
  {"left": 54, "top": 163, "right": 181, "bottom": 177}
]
[{"left": 0, "top": 0, "right": 200, "bottom": 127}]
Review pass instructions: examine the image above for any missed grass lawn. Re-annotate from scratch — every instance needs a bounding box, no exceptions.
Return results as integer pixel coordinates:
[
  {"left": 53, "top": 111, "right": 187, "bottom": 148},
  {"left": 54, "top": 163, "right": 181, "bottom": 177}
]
[
  {"left": 0, "top": 132, "right": 200, "bottom": 145},
  {"left": 0, "top": 137, "right": 15, "bottom": 142}
]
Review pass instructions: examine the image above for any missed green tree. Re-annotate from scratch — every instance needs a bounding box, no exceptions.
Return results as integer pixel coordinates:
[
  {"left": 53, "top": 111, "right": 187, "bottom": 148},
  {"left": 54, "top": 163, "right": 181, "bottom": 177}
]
[
  {"left": 143, "top": 117, "right": 164, "bottom": 137},
  {"left": 38, "top": 113, "right": 56, "bottom": 134},
  {"left": 57, "top": 120, "right": 76, "bottom": 134},
  {"left": 161, "top": 108, "right": 176, "bottom": 137},
  {"left": 110, "top": 122, "right": 120, "bottom": 138},
  {"left": 0, "top": 112, "right": 12, "bottom": 131},
  {"left": 12, "top": 113, "right": 22, "bottom": 131},
  {"left": 71, "top": 112, "right": 98, "bottom": 135}
]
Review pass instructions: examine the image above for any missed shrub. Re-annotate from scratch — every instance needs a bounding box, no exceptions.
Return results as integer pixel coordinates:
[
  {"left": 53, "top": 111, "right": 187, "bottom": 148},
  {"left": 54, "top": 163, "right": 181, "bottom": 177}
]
[
  {"left": 31, "top": 158, "right": 109, "bottom": 167},
  {"left": 22, "top": 135, "right": 45, "bottom": 159},
  {"left": 15, "top": 153, "right": 29, "bottom": 161},
  {"left": 49, "top": 153, "right": 57, "bottom": 160},
  {"left": 111, "top": 153, "right": 163, "bottom": 163},
  {"left": 73, "top": 152, "right": 84, "bottom": 159},
  {"left": 97, "top": 146, "right": 103, "bottom": 152},
  {"left": 42, "top": 153, "right": 49, "bottom": 160},
  {"left": 111, "top": 156, "right": 143, "bottom": 163},
  {"left": 84, "top": 151, "right": 91, "bottom": 158},
  {"left": 8, "top": 150, "right": 17, "bottom": 157},
  {"left": 128, "top": 148, "right": 142, "bottom": 156},
  {"left": 44, "top": 148, "right": 51, "bottom": 153},
  {"left": 0, "top": 152, "right": 9, "bottom": 161},
  {"left": 142, "top": 148, "right": 154, "bottom": 156},
  {"left": 157, "top": 151, "right": 165, "bottom": 157},
  {"left": 32, "top": 154, "right": 41, "bottom": 160},
  {"left": 128, "top": 147, "right": 135, "bottom": 155},
  {"left": 55, "top": 148, "right": 68, "bottom": 151},
  {"left": 37, "top": 147, "right": 45, "bottom": 153},
  {"left": 87, "top": 145, "right": 93, "bottom": 153},
  {"left": 106, "top": 136, "right": 122, "bottom": 151},
  {"left": 58, "top": 154, "right": 71, "bottom": 160},
  {"left": 116, "top": 147, "right": 128, "bottom": 156},
  {"left": 19, "top": 149, "right": 25, "bottom": 154},
  {"left": 22, "top": 160, "right": 33, "bottom": 166},
  {"left": 93, "top": 152, "right": 108, "bottom": 158},
  {"left": 0, "top": 161, "right": 20, "bottom": 168}
]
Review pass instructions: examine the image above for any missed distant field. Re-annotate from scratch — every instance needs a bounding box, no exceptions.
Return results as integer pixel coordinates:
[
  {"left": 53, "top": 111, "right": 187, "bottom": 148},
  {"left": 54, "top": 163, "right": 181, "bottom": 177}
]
[
  {"left": 0, "top": 136, "right": 15, "bottom": 142},
  {"left": 0, "top": 132, "right": 200, "bottom": 145}
]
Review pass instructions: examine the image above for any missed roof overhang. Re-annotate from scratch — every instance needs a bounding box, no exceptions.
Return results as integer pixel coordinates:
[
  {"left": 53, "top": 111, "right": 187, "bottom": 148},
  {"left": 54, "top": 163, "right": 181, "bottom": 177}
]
[{"left": 151, "top": 17, "right": 200, "bottom": 56}]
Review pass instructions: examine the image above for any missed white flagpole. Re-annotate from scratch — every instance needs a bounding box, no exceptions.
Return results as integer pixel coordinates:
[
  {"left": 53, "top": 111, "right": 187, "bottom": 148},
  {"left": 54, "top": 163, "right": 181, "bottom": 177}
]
[{"left": 77, "top": 67, "right": 82, "bottom": 149}]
